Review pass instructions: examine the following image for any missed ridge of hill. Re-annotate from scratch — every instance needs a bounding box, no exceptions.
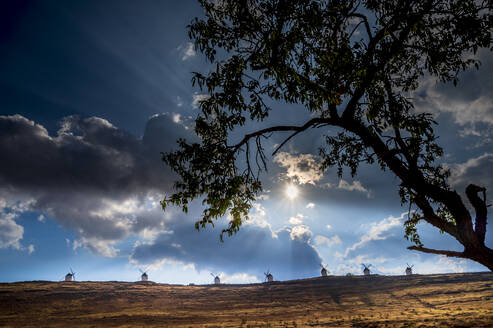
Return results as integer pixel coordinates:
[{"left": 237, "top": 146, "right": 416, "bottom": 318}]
[{"left": 1, "top": 272, "right": 492, "bottom": 327}]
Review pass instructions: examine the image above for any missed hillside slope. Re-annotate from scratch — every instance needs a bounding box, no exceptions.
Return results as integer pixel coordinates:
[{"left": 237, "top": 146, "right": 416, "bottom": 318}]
[{"left": 0, "top": 272, "right": 492, "bottom": 327}]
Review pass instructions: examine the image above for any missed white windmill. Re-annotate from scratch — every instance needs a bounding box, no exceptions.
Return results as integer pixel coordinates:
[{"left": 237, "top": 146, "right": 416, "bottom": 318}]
[
  {"left": 211, "top": 273, "right": 220, "bottom": 285},
  {"left": 362, "top": 263, "right": 372, "bottom": 276},
  {"left": 139, "top": 268, "right": 149, "bottom": 282},
  {"left": 405, "top": 263, "right": 414, "bottom": 275},
  {"left": 65, "top": 268, "right": 75, "bottom": 281},
  {"left": 264, "top": 269, "right": 273, "bottom": 282},
  {"left": 320, "top": 264, "right": 328, "bottom": 277}
]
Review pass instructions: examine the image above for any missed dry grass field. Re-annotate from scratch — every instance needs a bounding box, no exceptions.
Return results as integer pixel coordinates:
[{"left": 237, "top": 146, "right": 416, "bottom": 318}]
[{"left": 0, "top": 272, "right": 492, "bottom": 327}]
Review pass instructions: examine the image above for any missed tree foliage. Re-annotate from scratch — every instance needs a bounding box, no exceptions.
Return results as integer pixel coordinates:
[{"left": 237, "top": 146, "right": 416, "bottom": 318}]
[{"left": 162, "top": 0, "right": 493, "bottom": 269}]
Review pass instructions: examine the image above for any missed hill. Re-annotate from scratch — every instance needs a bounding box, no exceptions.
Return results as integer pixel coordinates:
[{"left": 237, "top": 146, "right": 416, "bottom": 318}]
[{"left": 0, "top": 272, "right": 492, "bottom": 327}]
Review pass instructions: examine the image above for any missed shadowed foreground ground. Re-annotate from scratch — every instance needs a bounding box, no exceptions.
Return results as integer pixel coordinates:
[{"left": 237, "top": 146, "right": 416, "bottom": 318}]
[{"left": 0, "top": 272, "right": 492, "bottom": 327}]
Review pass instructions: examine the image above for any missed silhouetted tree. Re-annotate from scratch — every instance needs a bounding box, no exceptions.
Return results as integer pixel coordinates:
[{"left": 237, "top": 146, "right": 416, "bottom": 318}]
[{"left": 162, "top": 0, "right": 493, "bottom": 270}]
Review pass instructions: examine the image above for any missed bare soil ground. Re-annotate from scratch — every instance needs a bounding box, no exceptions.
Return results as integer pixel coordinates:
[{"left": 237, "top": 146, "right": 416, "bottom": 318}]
[{"left": 0, "top": 272, "right": 492, "bottom": 327}]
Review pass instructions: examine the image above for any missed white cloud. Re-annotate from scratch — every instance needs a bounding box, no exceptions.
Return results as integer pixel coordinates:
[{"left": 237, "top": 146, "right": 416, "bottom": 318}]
[
  {"left": 344, "top": 213, "right": 405, "bottom": 257},
  {"left": 0, "top": 211, "right": 24, "bottom": 249},
  {"left": 256, "top": 194, "right": 270, "bottom": 201},
  {"left": 74, "top": 237, "right": 119, "bottom": 258},
  {"left": 289, "top": 225, "right": 313, "bottom": 243},
  {"left": 326, "top": 224, "right": 332, "bottom": 230},
  {"left": 288, "top": 213, "right": 306, "bottom": 225},
  {"left": 244, "top": 203, "right": 277, "bottom": 238},
  {"left": 446, "top": 152, "right": 493, "bottom": 188},
  {"left": 306, "top": 202, "right": 315, "bottom": 209},
  {"left": 192, "top": 93, "right": 210, "bottom": 109},
  {"left": 27, "top": 244, "right": 35, "bottom": 255},
  {"left": 322, "top": 179, "right": 371, "bottom": 197},
  {"left": 172, "top": 113, "right": 182, "bottom": 124},
  {"left": 37, "top": 214, "right": 45, "bottom": 222},
  {"left": 314, "top": 235, "right": 341, "bottom": 247},
  {"left": 338, "top": 180, "right": 368, "bottom": 193},
  {"left": 179, "top": 42, "right": 196, "bottom": 61},
  {"left": 274, "top": 152, "right": 323, "bottom": 185},
  {"left": 221, "top": 272, "right": 260, "bottom": 284}
]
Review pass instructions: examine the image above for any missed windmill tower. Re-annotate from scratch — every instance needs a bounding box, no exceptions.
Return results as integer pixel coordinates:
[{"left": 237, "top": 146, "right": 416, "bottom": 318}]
[
  {"left": 320, "top": 264, "right": 328, "bottom": 277},
  {"left": 405, "top": 263, "right": 414, "bottom": 275},
  {"left": 362, "top": 263, "right": 372, "bottom": 276},
  {"left": 264, "top": 270, "right": 273, "bottom": 282},
  {"left": 139, "top": 268, "right": 149, "bottom": 282},
  {"left": 65, "top": 268, "right": 75, "bottom": 281},
  {"left": 211, "top": 273, "right": 220, "bottom": 285}
]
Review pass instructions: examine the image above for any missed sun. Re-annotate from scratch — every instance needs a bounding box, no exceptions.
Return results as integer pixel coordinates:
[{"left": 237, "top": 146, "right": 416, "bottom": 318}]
[{"left": 285, "top": 184, "right": 299, "bottom": 200}]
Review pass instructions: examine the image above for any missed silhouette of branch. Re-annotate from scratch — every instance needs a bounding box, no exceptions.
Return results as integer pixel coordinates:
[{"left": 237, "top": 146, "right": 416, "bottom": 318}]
[
  {"left": 466, "top": 184, "right": 487, "bottom": 244},
  {"left": 348, "top": 13, "right": 373, "bottom": 41},
  {"left": 232, "top": 117, "right": 337, "bottom": 153},
  {"left": 408, "top": 246, "right": 466, "bottom": 258}
]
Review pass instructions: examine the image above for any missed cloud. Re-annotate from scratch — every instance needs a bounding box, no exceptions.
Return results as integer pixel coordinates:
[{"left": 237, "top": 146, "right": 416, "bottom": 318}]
[
  {"left": 243, "top": 202, "right": 277, "bottom": 238},
  {"left": 314, "top": 235, "right": 341, "bottom": 247},
  {"left": 337, "top": 180, "right": 369, "bottom": 194},
  {"left": 0, "top": 114, "right": 191, "bottom": 256},
  {"left": 274, "top": 152, "right": 323, "bottom": 185},
  {"left": 178, "top": 42, "right": 196, "bottom": 61},
  {"left": 27, "top": 244, "right": 35, "bottom": 255},
  {"left": 447, "top": 153, "right": 493, "bottom": 191},
  {"left": 345, "top": 213, "right": 405, "bottom": 257},
  {"left": 221, "top": 272, "right": 259, "bottom": 284},
  {"left": 0, "top": 211, "right": 24, "bottom": 250},
  {"left": 306, "top": 202, "right": 315, "bottom": 209},
  {"left": 288, "top": 213, "right": 305, "bottom": 225},
  {"left": 192, "top": 93, "right": 210, "bottom": 109},
  {"left": 131, "top": 210, "right": 322, "bottom": 280},
  {"left": 321, "top": 179, "right": 371, "bottom": 197},
  {"left": 289, "top": 225, "right": 313, "bottom": 243},
  {"left": 413, "top": 49, "right": 493, "bottom": 127}
]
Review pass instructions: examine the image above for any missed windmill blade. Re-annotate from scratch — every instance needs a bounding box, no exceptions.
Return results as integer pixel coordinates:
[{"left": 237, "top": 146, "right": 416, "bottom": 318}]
[
  {"left": 210, "top": 273, "right": 215, "bottom": 277},
  {"left": 139, "top": 269, "right": 144, "bottom": 274},
  {"left": 70, "top": 267, "right": 74, "bottom": 275}
]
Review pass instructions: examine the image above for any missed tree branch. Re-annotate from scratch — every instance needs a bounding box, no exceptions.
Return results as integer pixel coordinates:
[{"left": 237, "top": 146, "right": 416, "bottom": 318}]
[
  {"left": 348, "top": 13, "right": 373, "bottom": 42},
  {"left": 413, "top": 194, "right": 459, "bottom": 239},
  {"left": 466, "top": 184, "right": 488, "bottom": 244},
  {"left": 232, "top": 117, "right": 335, "bottom": 153},
  {"left": 408, "top": 246, "right": 467, "bottom": 258}
]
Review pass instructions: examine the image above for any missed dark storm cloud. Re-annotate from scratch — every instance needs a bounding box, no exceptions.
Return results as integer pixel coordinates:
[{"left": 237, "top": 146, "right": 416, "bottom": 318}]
[
  {"left": 0, "top": 0, "right": 204, "bottom": 135},
  {"left": 0, "top": 114, "right": 185, "bottom": 254},
  {"left": 130, "top": 211, "right": 322, "bottom": 280},
  {"left": 414, "top": 49, "right": 493, "bottom": 128}
]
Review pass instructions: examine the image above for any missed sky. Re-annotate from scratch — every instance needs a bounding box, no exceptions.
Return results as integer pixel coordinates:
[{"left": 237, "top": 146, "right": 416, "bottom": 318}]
[{"left": 0, "top": 0, "right": 492, "bottom": 284}]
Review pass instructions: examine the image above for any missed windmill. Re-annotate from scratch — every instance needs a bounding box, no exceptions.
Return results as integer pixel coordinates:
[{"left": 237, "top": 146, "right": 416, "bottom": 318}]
[
  {"left": 405, "top": 263, "right": 414, "bottom": 275},
  {"left": 320, "top": 264, "right": 328, "bottom": 277},
  {"left": 65, "top": 268, "right": 75, "bottom": 281},
  {"left": 211, "top": 273, "right": 220, "bottom": 284},
  {"left": 362, "top": 263, "right": 372, "bottom": 276},
  {"left": 139, "top": 267, "right": 149, "bottom": 282},
  {"left": 264, "top": 269, "right": 273, "bottom": 282}
]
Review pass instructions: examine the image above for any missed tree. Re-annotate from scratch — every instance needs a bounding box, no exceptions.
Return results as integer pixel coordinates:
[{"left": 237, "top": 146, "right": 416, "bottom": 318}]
[{"left": 162, "top": 0, "right": 493, "bottom": 270}]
